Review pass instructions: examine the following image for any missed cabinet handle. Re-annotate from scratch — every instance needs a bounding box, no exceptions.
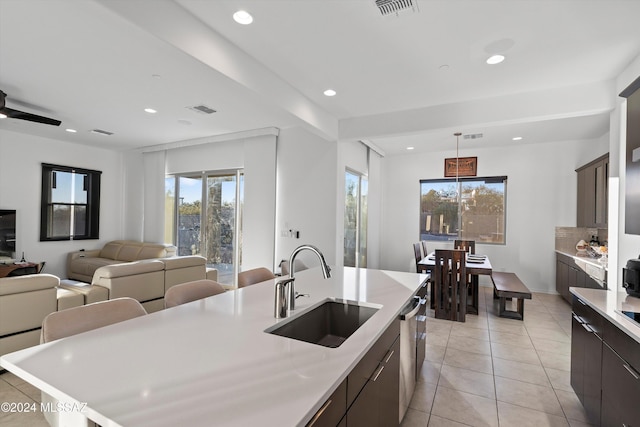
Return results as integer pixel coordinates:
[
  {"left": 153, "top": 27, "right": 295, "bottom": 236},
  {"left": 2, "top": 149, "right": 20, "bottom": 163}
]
[
  {"left": 307, "top": 399, "right": 332, "bottom": 427},
  {"left": 372, "top": 364, "right": 385, "bottom": 382},
  {"left": 572, "top": 314, "right": 584, "bottom": 324},
  {"left": 383, "top": 349, "right": 395, "bottom": 364},
  {"left": 623, "top": 363, "right": 640, "bottom": 381},
  {"left": 578, "top": 298, "right": 587, "bottom": 306},
  {"left": 581, "top": 322, "right": 593, "bottom": 333}
]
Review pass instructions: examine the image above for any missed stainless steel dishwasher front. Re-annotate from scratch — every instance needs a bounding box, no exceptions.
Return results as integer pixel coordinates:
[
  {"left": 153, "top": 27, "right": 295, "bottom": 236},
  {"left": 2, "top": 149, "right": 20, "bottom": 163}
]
[{"left": 399, "top": 296, "right": 421, "bottom": 423}]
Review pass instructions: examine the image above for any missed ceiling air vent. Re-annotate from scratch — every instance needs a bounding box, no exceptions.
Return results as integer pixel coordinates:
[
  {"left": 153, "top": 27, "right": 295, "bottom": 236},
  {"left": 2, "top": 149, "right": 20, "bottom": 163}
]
[
  {"left": 91, "top": 129, "right": 113, "bottom": 136},
  {"left": 375, "top": 0, "right": 418, "bottom": 16},
  {"left": 463, "top": 133, "right": 483, "bottom": 140},
  {"left": 187, "top": 104, "right": 217, "bottom": 115}
]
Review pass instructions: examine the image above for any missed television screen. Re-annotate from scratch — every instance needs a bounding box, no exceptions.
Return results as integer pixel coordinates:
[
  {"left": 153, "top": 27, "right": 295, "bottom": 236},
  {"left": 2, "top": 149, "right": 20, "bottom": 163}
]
[{"left": 0, "top": 209, "right": 16, "bottom": 259}]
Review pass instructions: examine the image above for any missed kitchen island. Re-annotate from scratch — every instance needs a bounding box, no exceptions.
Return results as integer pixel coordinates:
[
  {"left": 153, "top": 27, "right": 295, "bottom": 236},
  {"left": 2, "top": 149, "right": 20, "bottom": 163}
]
[{"left": 0, "top": 267, "right": 428, "bottom": 427}]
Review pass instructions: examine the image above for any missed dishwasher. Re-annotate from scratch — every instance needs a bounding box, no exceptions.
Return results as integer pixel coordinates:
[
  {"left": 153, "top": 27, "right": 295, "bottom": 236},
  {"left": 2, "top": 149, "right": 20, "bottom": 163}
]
[{"left": 399, "top": 295, "right": 422, "bottom": 422}]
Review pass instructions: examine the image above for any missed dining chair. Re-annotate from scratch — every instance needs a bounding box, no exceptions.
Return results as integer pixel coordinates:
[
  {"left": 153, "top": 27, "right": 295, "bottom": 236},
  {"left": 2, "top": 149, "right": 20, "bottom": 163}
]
[
  {"left": 164, "top": 279, "right": 226, "bottom": 308},
  {"left": 432, "top": 249, "right": 468, "bottom": 322},
  {"left": 237, "top": 267, "right": 276, "bottom": 288},
  {"left": 421, "top": 241, "right": 429, "bottom": 259},
  {"left": 413, "top": 243, "right": 428, "bottom": 273},
  {"left": 279, "top": 259, "right": 308, "bottom": 276},
  {"left": 454, "top": 239, "right": 476, "bottom": 254},
  {"left": 40, "top": 297, "right": 147, "bottom": 427},
  {"left": 454, "top": 239, "right": 478, "bottom": 310}
]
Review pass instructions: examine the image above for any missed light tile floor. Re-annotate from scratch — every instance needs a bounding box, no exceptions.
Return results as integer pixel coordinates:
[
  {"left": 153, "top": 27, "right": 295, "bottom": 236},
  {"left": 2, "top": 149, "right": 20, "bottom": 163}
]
[
  {"left": 402, "top": 286, "right": 595, "bottom": 427},
  {"left": 0, "top": 287, "right": 592, "bottom": 427}
]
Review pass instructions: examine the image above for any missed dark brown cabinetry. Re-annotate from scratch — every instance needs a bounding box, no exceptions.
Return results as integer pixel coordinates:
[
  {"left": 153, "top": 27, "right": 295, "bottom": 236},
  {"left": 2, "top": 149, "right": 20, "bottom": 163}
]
[
  {"left": 308, "top": 319, "right": 400, "bottom": 427},
  {"left": 347, "top": 320, "right": 400, "bottom": 427},
  {"left": 600, "top": 319, "right": 640, "bottom": 427},
  {"left": 306, "top": 380, "right": 347, "bottom": 427},
  {"left": 570, "top": 296, "right": 640, "bottom": 427},
  {"left": 576, "top": 154, "right": 609, "bottom": 228},
  {"left": 557, "top": 253, "right": 606, "bottom": 303},
  {"left": 571, "top": 297, "right": 603, "bottom": 425}
]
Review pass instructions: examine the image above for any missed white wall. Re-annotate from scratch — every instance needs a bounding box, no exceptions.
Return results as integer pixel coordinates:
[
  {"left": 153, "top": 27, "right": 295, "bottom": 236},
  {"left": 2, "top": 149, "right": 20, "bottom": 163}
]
[
  {"left": 380, "top": 135, "right": 609, "bottom": 293},
  {"left": 613, "top": 53, "right": 640, "bottom": 291},
  {"left": 275, "top": 127, "right": 337, "bottom": 270},
  {"left": 0, "top": 129, "right": 124, "bottom": 278},
  {"left": 136, "top": 133, "right": 278, "bottom": 271}
]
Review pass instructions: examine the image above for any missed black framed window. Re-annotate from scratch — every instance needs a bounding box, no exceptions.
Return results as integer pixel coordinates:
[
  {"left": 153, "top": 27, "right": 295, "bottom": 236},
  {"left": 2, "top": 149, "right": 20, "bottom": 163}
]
[
  {"left": 40, "top": 163, "right": 101, "bottom": 241},
  {"left": 420, "top": 176, "right": 507, "bottom": 244}
]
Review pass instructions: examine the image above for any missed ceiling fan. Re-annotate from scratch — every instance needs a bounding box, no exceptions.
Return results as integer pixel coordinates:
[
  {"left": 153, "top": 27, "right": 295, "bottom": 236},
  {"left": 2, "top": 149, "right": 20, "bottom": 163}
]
[{"left": 0, "top": 90, "right": 61, "bottom": 126}]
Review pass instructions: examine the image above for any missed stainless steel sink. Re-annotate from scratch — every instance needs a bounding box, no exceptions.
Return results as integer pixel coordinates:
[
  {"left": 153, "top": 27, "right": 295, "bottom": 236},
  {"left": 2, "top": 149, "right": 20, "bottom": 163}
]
[{"left": 265, "top": 298, "right": 381, "bottom": 348}]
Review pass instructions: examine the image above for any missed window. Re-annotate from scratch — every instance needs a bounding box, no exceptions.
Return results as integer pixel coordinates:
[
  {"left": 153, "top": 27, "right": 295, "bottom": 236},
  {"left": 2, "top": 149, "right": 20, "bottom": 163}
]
[
  {"left": 165, "top": 170, "right": 243, "bottom": 285},
  {"left": 40, "top": 163, "right": 101, "bottom": 241},
  {"left": 420, "top": 176, "right": 506, "bottom": 244}
]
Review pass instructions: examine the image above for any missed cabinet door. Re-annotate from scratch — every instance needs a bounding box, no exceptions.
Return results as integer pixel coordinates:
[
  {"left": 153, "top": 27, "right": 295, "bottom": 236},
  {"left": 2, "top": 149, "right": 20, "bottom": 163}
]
[
  {"left": 347, "top": 335, "right": 400, "bottom": 427},
  {"left": 601, "top": 343, "right": 640, "bottom": 427},
  {"left": 570, "top": 313, "right": 585, "bottom": 401},
  {"left": 306, "top": 380, "right": 347, "bottom": 427},
  {"left": 378, "top": 336, "right": 400, "bottom": 427},
  {"left": 577, "top": 167, "right": 589, "bottom": 227},
  {"left": 556, "top": 259, "right": 571, "bottom": 302},
  {"left": 594, "top": 160, "right": 606, "bottom": 227}
]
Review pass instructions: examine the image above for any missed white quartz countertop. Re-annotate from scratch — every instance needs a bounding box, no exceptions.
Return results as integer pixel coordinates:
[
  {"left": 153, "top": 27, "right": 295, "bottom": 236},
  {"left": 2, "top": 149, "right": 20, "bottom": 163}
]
[
  {"left": 0, "top": 267, "right": 428, "bottom": 427},
  {"left": 569, "top": 287, "right": 640, "bottom": 344},
  {"left": 556, "top": 250, "right": 608, "bottom": 271}
]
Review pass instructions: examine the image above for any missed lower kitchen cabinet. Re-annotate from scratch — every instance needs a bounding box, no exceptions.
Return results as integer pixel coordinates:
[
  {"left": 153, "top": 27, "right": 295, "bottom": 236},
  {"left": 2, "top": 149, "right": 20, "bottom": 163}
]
[
  {"left": 308, "top": 319, "right": 400, "bottom": 427},
  {"left": 557, "top": 253, "right": 606, "bottom": 303},
  {"left": 571, "top": 297, "right": 602, "bottom": 425},
  {"left": 347, "top": 335, "right": 400, "bottom": 427},
  {"left": 601, "top": 319, "right": 640, "bottom": 427},
  {"left": 601, "top": 344, "right": 640, "bottom": 427},
  {"left": 306, "top": 380, "right": 347, "bottom": 427},
  {"left": 570, "top": 296, "right": 640, "bottom": 427}
]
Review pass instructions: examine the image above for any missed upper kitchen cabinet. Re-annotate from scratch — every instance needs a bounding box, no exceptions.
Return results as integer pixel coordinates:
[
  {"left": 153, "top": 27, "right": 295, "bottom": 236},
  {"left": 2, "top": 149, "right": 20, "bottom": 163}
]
[{"left": 576, "top": 154, "right": 609, "bottom": 228}]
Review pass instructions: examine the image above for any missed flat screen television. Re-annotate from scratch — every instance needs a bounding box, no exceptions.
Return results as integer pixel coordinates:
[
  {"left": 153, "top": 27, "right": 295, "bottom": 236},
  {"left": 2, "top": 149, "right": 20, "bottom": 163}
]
[{"left": 0, "top": 209, "right": 16, "bottom": 259}]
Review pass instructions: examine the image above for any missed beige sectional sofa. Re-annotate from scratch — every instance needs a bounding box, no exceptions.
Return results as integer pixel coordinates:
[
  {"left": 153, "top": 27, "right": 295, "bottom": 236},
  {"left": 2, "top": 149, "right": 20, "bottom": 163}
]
[
  {"left": 0, "top": 274, "right": 84, "bottom": 358},
  {"left": 63, "top": 240, "right": 217, "bottom": 313},
  {"left": 67, "top": 240, "right": 177, "bottom": 283}
]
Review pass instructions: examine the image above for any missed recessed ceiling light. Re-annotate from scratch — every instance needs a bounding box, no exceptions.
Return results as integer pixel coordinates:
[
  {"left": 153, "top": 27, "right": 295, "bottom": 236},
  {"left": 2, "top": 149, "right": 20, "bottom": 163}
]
[
  {"left": 65, "top": 128, "right": 77, "bottom": 133},
  {"left": 512, "top": 136, "right": 523, "bottom": 141},
  {"left": 406, "top": 146, "right": 415, "bottom": 150},
  {"left": 323, "top": 89, "right": 337, "bottom": 97},
  {"left": 486, "top": 54, "right": 505, "bottom": 65},
  {"left": 233, "top": 10, "right": 253, "bottom": 25},
  {"left": 144, "top": 108, "right": 157, "bottom": 114},
  {"left": 0, "top": 113, "right": 7, "bottom": 119}
]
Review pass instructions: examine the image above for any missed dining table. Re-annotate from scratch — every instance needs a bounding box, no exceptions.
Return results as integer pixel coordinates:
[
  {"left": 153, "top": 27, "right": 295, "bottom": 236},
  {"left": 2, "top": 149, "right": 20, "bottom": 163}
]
[{"left": 418, "top": 251, "right": 493, "bottom": 315}]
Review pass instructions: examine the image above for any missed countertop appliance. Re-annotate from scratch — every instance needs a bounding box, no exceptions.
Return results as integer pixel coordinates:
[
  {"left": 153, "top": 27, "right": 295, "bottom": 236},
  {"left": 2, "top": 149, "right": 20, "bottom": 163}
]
[{"left": 623, "top": 256, "right": 640, "bottom": 297}]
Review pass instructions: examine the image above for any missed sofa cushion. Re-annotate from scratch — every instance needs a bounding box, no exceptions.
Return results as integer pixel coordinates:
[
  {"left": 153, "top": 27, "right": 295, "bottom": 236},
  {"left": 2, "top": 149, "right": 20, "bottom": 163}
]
[
  {"left": 69, "top": 257, "right": 118, "bottom": 278},
  {"left": 0, "top": 287, "right": 57, "bottom": 335},
  {"left": 0, "top": 274, "right": 59, "bottom": 296},
  {"left": 99, "top": 241, "right": 124, "bottom": 260},
  {"left": 118, "top": 244, "right": 143, "bottom": 262},
  {"left": 138, "top": 244, "right": 173, "bottom": 260}
]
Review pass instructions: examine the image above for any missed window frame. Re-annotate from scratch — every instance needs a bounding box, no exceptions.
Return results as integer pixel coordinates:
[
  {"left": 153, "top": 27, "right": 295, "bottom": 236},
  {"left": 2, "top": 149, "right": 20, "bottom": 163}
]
[
  {"left": 419, "top": 175, "right": 507, "bottom": 245},
  {"left": 40, "top": 163, "right": 101, "bottom": 241}
]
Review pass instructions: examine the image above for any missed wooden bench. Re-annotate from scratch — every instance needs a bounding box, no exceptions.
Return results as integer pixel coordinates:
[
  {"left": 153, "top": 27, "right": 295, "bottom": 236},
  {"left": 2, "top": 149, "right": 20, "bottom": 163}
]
[{"left": 491, "top": 272, "right": 532, "bottom": 320}]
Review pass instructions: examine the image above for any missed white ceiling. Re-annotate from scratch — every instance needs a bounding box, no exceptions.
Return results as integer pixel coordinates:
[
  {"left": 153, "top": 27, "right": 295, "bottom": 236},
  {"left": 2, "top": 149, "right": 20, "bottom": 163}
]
[{"left": 0, "top": 0, "right": 639, "bottom": 154}]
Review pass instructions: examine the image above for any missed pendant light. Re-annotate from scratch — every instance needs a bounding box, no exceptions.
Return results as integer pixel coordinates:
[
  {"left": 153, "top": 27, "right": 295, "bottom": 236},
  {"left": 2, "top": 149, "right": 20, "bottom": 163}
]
[{"left": 454, "top": 132, "right": 462, "bottom": 234}]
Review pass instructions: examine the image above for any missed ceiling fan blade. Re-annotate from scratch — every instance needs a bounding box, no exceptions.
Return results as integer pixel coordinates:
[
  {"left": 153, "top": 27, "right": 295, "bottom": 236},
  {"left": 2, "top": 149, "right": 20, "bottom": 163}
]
[{"left": 2, "top": 107, "right": 61, "bottom": 126}]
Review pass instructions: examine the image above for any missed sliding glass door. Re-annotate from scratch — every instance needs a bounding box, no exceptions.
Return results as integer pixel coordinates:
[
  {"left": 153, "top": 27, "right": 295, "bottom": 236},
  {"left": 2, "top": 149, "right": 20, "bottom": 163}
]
[
  {"left": 168, "top": 170, "right": 243, "bottom": 285},
  {"left": 344, "top": 170, "right": 368, "bottom": 268}
]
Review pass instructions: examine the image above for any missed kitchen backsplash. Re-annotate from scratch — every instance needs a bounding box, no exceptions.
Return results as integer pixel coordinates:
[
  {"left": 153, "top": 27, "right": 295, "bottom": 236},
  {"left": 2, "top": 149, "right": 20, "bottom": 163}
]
[{"left": 555, "top": 226, "right": 608, "bottom": 254}]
